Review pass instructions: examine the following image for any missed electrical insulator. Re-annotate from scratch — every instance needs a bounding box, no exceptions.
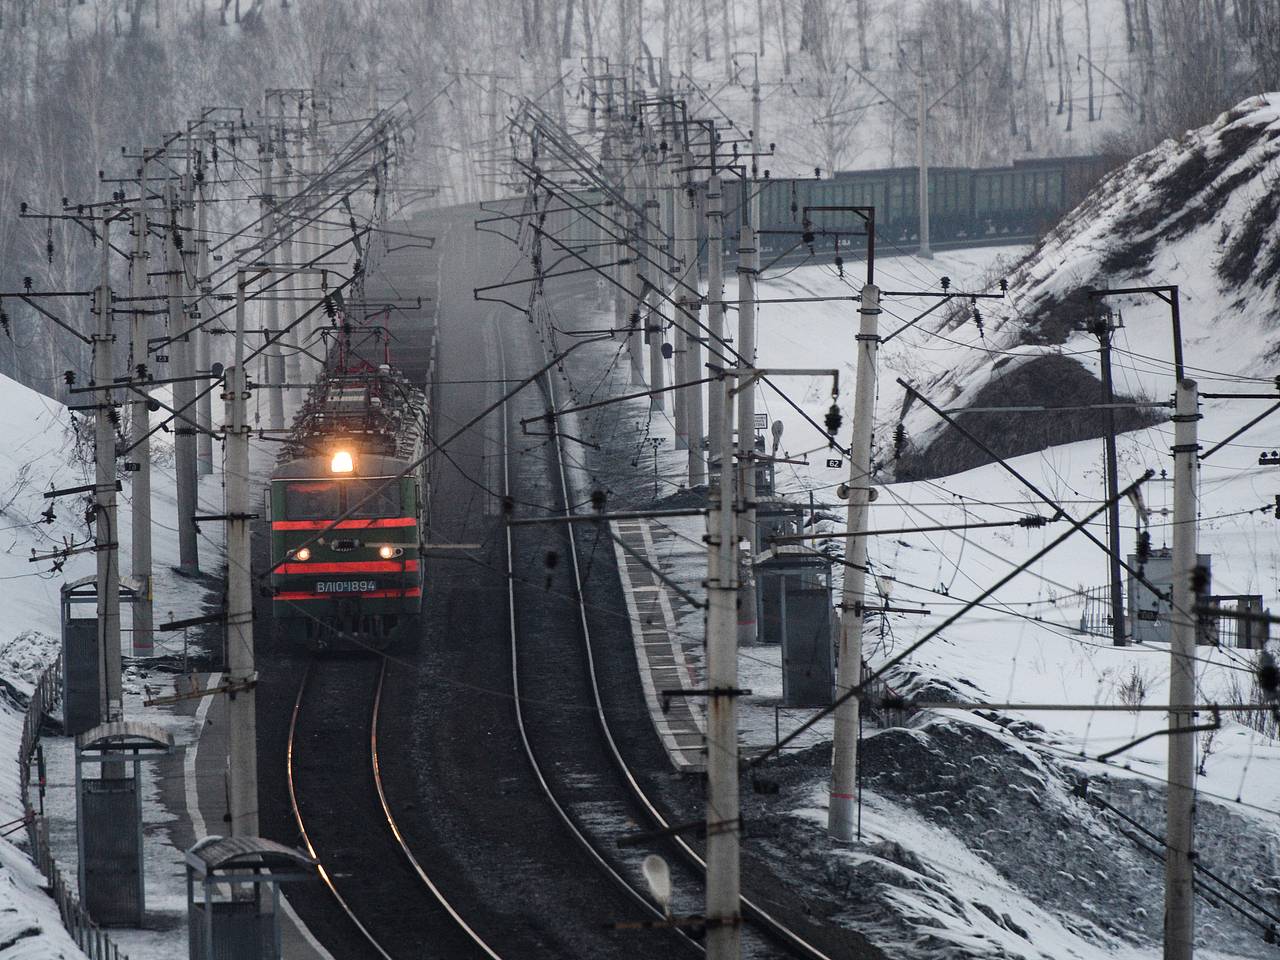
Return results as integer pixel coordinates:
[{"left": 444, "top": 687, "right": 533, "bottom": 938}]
[
  {"left": 824, "top": 403, "right": 842, "bottom": 436},
  {"left": 940, "top": 276, "right": 951, "bottom": 291},
  {"left": 893, "top": 423, "right": 907, "bottom": 458}
]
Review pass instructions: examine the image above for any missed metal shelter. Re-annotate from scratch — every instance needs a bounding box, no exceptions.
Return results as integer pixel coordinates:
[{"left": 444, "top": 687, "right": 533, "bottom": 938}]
[
  {"left": 61, "top": 575, "right": 141, "bottom": 737},
  {"left": 74, "top": 720, "right": 173, "bottom": 926},
  {"left": 185, "top": 836, "right": 316, "bottom": 960},
  {"left": 755, "top": 545, "right": 836, "bottom": 706}
]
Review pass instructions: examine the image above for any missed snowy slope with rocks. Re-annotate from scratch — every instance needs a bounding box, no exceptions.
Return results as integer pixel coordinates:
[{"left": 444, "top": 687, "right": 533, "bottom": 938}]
[{"left": 895, "top": 94, "right": 1280, "bottom": 476}]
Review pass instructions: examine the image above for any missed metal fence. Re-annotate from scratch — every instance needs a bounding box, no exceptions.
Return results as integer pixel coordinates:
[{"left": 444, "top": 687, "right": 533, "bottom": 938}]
[
  {"left": 1077, "top": 585, "right": 1115, "bottom": 638},
  {"left": 17, "top": 654, "right": 131, "bottom": 960},
  {"left": 1076, "top": 585, "right": 1268, "bottom": 648}
]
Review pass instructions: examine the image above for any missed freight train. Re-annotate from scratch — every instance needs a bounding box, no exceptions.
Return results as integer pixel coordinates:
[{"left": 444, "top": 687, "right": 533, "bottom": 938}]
[
  {"left": 557, "top": 154, "right": 1115, "bottom": 261},
  {"left": 264, "top": 321, "right": 434, "bottom": 652}
]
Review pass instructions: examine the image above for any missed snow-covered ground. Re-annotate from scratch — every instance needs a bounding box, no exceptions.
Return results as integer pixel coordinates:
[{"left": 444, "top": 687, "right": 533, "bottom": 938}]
[{"left": 0, "top": 370, "right": 233, "bottom": 958}]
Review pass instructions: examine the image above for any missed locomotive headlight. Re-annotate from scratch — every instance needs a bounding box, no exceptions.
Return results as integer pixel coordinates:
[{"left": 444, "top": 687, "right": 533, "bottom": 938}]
[
  {"left": 378, "top": 545, "right": 401, "bottom": 560},
  {"left": 294, "top": 547, "right": 312, "bottom": 562},
  {"left": 330, "top": 449, "right": 354, "bottom": 474}
]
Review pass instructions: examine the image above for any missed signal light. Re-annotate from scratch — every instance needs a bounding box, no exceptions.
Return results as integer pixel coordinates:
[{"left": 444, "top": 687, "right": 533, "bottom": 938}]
[{"left": 330, "top": 450, "right": 354, "bottom": 473}]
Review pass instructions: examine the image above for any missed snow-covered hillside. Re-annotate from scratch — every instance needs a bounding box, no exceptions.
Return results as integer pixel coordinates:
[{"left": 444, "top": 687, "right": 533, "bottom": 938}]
[{"left": 896, "top": 94, "right": 1280, "bottom": 478}]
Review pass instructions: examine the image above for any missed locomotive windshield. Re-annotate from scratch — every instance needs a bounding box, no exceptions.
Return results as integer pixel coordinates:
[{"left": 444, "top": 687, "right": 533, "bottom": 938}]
[
  {"left": 346, "top": 479, "right": 403, "bottom": 518},
  {"left": 279, "top": 477, "right": 403, "bottom": 519},
  {"left": 284, "top": 480, "right": 340, "bottom": 519}
]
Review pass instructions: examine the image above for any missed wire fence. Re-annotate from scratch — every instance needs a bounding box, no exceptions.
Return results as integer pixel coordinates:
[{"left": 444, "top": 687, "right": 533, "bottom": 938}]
[{"left": 17, "top": 654, "right": 131, "bottom": 960}]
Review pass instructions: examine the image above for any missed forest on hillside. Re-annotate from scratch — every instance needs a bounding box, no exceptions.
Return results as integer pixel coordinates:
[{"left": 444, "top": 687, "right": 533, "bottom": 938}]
[{"left": 0, "top": 0, "right": 1275, "bottom": 391}]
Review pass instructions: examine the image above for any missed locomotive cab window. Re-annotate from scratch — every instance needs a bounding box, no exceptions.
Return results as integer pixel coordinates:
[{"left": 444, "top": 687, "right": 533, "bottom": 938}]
[
  {"left": 284, "top": 481, "right": 340, "bottom": 519},
  {"left": 345, "top": 478, "right": 404, "bottom": 518}
]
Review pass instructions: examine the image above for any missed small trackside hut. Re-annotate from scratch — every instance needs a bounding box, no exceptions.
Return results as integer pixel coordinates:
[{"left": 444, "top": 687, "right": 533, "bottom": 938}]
[{"left": 264, "top": 319, "right": 434, "bottom": 652}]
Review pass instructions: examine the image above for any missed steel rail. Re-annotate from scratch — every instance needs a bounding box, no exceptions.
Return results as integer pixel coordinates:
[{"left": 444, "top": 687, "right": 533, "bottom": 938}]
[
  {"left": 286, "top": 661, "right": 395, "bottom": 960},
  {"left": 497, "top": 331, "right": 701, "bottom": 948},
  {"left": 537, "top": 323, "right": 838, "bottom": 960},
  {"left": 369, "top": 661, "right": 506, "bottom": 960},
  {"left": 288, "top": 659, "right": 503, "bottom": 960}
]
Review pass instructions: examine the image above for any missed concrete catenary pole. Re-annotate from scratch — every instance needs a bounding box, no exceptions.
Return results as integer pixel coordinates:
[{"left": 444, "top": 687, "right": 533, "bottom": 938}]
[
  {"left": 672, "top": 151, "right": 691, "bottom": 454},
  {"left": 260, "top": 144, "right": 286, "bottom": 432},
  {"left": 916, "top": 41, "right": 932, "bottom": 259},
  {"left": 95, "top": 216, "right": 123, "bottom": 720},
  {"left": 624, "top": 130, "right": 646, "bottom": 387},
  {"left": 735, "top": 218, "right": 759, "bottom": 645},
  {"left": 750, "top": 53, "right": 762, "bottom": 229},
  {"left": 278, "top": 103, "right": 302, "bottom": 398},
  {"left": 829, "top": 281, "right": 881, "bottom": 841},
  {"left": 705, "top": 171, "right": 725, "bottom": 457},
  {"left": 168, "top": 183, "right": 200, "bottom": 574},
  {"left": 644, "top": 125, "right": 666, "bottom": 410},
  {"left": 1165, "top": 378, "right": 1198, "bottom": 960},
  {"left": 195, "top": 170, "right": 215, "bottom": 476},
  {"left": 704, "top": 355, "right": 740, "bottom": 960},
  {"left": 225, "top": 270, "right": 259, "bottom": 839},
  {"left": 128, "top": 157, "right": 153, "bottom": 658},
  {"left": 304, "top": 102, "right": 323, "bottom": 371},
  {"left": 680, "top": 151, "right": 705, "bottom": 485}
]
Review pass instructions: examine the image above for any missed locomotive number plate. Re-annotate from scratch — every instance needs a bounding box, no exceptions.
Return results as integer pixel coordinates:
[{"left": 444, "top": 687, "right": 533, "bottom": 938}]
[{"left": 315, "top": 580, "right": 379, "bottom": 594}]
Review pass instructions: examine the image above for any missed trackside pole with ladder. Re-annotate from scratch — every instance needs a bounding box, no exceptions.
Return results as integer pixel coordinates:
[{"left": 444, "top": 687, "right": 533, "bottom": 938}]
[
  {"left": 829, "top": 282, "right": 881, "bottom": 841},
  {"left": 1165, "top": 379, "right": 1199, "bottom": 960}
]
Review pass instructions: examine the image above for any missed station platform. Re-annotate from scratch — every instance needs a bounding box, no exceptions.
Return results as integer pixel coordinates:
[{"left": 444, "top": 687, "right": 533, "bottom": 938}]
[
  {"left": 610, "top": 517, "right": 707, "bottom": 773},
  {"left": 39, "top": 671, "right": 333, "bottom": 960},
  {"left": 174, "top": 673, "right": 333, "bottom": 959}
]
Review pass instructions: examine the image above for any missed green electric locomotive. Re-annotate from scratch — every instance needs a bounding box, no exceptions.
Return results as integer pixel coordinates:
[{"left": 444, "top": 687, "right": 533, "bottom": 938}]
[{"left": 266, "top": 358, "right": 430, "bottom": 651}]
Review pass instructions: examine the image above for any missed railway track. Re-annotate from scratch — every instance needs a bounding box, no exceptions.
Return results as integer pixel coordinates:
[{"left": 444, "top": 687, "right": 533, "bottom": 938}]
[
  {"left": 499, "top": 328, "right": 837, "bottom": 960},
  {"left": 287, "top": 657, "right": 501, "bottom": 960}
]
